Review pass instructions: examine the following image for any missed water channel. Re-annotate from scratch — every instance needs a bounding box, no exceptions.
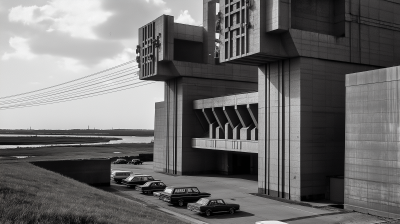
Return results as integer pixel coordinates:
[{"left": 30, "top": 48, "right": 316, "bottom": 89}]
[{"left": 0, "top": 134, "right": 154, "bottom": 149}]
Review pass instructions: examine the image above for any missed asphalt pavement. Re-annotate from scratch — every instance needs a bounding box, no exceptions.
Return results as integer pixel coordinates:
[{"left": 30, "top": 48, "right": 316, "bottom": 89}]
[{"left": 104, "top": 162, "right": 385, "bottom": 224}]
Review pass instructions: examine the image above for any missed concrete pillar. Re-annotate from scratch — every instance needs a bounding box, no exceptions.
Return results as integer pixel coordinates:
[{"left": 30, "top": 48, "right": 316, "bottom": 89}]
[
  {"left": 212, "top": 107, "right": 227, "bottom": 132},
  {"left": 224, "top": 122, "right": 233, "bottom": 139},
  {"left": 247, "top": 104, "right": 258, "bottom": 128},
  {"left": 224, "top": 106, "right": 242, "bottom": 139},
  {"left": 215, "top": 126, "right": 224, "bottom": 139},
  {"left": 251, "top": 127, "right": 258, "bottom": 140},
  {"left": 209, "top": 122, "right": 217, "bottom": 138},
  {"left": 240, "top": 124, "right": 255, "bottom": 140},
  {"left": 232, "top": 124, "right": 242, "bottom": 140},
  {"left": 203, "top": 108, "right": 217, "bottom": 138}
]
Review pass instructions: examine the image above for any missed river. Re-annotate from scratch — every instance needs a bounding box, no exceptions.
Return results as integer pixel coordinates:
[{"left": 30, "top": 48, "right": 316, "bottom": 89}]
[{"left": 0, "top": 134, "right": 154, "bottom": 149}]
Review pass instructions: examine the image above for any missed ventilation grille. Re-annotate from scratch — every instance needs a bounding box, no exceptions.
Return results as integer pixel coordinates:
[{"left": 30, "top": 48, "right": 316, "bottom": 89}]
[
  {"left": 222, "top": 0, "right": 250, "bottom": 60},
  {"left": 140, "top": 22, "right": 156, "bottom": 77}
]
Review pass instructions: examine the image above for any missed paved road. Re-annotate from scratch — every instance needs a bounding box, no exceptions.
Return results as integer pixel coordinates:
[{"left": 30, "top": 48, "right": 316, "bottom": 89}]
[{"left": 106, "top": 163, "right": 382, "bottom": 224}]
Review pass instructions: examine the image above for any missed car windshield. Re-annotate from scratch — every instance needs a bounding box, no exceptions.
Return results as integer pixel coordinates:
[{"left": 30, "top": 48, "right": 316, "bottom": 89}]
[
  {"left": 143, "top": 182, "right": 152, "bottom": 186},
  {"left": 196, "top": 198, "right": 209, "bottom": 206},
  {"left": 164, "top": 187, "right": 173, "bottom": 194},
  {"left": 126, "top": 176, "right": 135, "bottom": 181}
]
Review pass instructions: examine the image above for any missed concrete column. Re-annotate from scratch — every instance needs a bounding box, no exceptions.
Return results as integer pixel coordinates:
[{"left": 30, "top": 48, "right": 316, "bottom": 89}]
[
  {"left": 203, "top": 108, "right": 217, "bottom": 139},
  {"left": 223, "top": 106, "right": 241, "bottom": 139},
  {"left": 235, "top": 105, "right": 255, "bottom": 140},
  {"left": 251, "top": 126, "right": 258, "bottom": 140},
  {"left": 247, "top": 104, "right": 258, "bottom": 128},
  {"left": 215, "top": 126, "right": 224, "bottom": 139},
  {"left": 212, "top": 107, "right": 227, "bottom": 132},
  {"left": 224, "top": 123, "right": 233, "bottom": 139}
]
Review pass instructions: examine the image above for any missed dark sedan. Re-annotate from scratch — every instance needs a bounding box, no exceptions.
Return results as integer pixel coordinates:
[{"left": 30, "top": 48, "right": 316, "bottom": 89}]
[
  {"left": 187, "top": 198, "right": 240, "bottom": 216},
  {"left": 135, "top": 181, "right": 166, "bottom": 194}
]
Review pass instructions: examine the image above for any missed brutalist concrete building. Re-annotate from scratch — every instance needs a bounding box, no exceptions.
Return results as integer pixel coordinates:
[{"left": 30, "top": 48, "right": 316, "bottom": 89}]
[
  {"left": 346, "top": 67, "right": 400, "bottom": 218},
  {"left": 137, "top": 0, "right": 400, "bottom": 218}
]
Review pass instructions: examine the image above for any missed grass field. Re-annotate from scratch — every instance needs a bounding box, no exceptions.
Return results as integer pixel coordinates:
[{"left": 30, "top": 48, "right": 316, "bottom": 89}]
[
  {"left": 0, "top": 143, "right": 153, "bottom": 162},
  {"left": 0, "top": 136, "right": 121, "bottom": 145},
  {"left": 0, "top": 162, "right": 187, "bottom": 224}
]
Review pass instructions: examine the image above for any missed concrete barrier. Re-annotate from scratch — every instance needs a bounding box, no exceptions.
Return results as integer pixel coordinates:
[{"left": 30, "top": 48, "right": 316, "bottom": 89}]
[{"left": 32, "top": 159, "right": 111, "bottom": 186}]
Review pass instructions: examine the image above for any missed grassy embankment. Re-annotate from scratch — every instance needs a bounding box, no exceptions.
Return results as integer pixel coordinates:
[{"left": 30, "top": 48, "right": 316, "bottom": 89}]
[
  {"left": 0, "top": 162, "right": 186, "bottom": 224},
  {"left": 0, "top": 143, "right": 153, "bottom": 162},
  {"left": 0, "top": 136, "right": 121, "bottom": 145}
]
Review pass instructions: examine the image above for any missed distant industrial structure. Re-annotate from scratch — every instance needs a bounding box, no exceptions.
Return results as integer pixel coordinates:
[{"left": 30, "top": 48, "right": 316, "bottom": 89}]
[{"left": 138, "top": 0, "right": 400, "bottom": 218}]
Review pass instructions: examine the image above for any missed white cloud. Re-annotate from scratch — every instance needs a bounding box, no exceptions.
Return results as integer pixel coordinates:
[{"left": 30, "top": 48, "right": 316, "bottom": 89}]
[
  {"left": 8, "top": 0, "right": 112, "bottom": 39},
  {"left": 145, "top": 0, "right": 166, "bottom": 6},
  {"left": 163, "top": 8, "right": 172, "bottom": 14},
  {"left": 97, "top": 48, "right": 136, "bottom": 69},
  {"left": 56, "top": 58, "right": 86, "bottom": 73},
  {"left": 2, "top": 37, "right": 36, "bottom": 60},
  {"left": 175, "top": 10, "right": 195, "bottom": 25}
]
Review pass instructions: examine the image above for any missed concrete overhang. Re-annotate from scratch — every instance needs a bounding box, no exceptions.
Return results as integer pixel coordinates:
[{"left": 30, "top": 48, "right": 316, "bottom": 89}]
[
  {"left": 193, "top": 92, "right": 258, "bottom": 110},
  {"left": 192, "top": 138, "right": 258, "bottom": 154}
]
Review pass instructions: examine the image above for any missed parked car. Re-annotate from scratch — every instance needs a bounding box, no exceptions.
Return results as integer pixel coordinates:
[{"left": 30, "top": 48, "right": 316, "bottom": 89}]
[
  {"left": 128, "top": 159, "right": 143, "bottom": 165},
  {"left": 153, "top": 191, "right": 163, "bottom": 197},
  {"left": 121, "top": 174, "right": 155, "bottom": 187},
  {"left": 159, "top": 186, "right": 211, "bottom": 207},
  {"left": 187, "top": 198, "right": 240, "bottom": 216},
  {"left": 110, "top": 170, "right": 131, "bottom": 183},
  {"left": 135, "top": 181, "right": 166, "bottom": 194},
  {"left": 112, "top": 159, "right": 127, "bottom": 164}
]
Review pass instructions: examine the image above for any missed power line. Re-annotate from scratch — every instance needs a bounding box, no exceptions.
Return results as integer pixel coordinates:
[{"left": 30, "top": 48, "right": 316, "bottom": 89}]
[
  {"left": 0, "top": 69, "right": 139, "bottom": 105},
  {"left": 0, "top": 75, "right": 141, "bottom": 107},
  {"left": 0, "top": 60, "right": 136, "bottom": 100},
  {"left": 0, "top": 81, "right": 156, "bottom": 110}
]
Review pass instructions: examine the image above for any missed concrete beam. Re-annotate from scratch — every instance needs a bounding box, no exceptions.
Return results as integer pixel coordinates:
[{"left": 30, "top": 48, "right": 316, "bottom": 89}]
[
  {"left": 202, "top": 108, "right": 216, "bottom": 124},
  {"left": 194, "top": 110, "right": 208, "bottom": 131},
  {"left": 235, "top": 105, "right": 253, "bottom": 128},
  {"left": 212, "top": 107, "right": 228, "bottom": 131},
  {"left": 247, "top": 104, "right": 258, "bottom": 128},
  {"left": 223, "top": 106, "right": 241, "bottom": 129}
]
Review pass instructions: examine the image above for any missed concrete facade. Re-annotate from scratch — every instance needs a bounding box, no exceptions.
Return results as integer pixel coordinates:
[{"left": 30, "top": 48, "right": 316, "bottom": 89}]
[
  {"left": 142, "top": 0, "right": 400, "bottom": 212},
  {"left": 345, "top": 67, "right": 400, "bottom": 218}
]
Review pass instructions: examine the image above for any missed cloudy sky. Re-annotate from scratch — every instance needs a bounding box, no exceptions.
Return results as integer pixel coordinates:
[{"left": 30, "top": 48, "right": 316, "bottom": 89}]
[{"left": 0, "top": 0, "right": 202, "bottom": 130}]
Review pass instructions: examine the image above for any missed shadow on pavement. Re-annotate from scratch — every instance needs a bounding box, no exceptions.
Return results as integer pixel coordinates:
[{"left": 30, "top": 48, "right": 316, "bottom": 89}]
[
  {"left": 201, "top": 211, "right": 255, "bottom": 219},
  {"left": 280, "top": 211, "right": 350, "bottom": 222},
  {"left": 187, "top": 174, "right": 257, "bottom": 181}
]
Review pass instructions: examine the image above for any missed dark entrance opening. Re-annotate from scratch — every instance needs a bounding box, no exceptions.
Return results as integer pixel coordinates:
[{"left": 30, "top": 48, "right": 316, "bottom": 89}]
[{"left": 232, "top": 152, "right": 258, "bottom": 175}]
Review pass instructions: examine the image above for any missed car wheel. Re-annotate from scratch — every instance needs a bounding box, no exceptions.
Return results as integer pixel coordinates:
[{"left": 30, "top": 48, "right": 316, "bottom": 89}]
[
  {"left": 205, "top": 210, "right": 212, "bottom": 217},
  {"left": 178, "top": 200, "right": 185, "bottom": 207},
  {"left": 229, "top": 207, "right": 235, "bottom": 214}
]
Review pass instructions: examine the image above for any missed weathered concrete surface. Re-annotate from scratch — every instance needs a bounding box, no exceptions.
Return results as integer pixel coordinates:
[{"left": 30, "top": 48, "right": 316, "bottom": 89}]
[{"left": 345, "top": 66, "right": 400, "bottom": 219}]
